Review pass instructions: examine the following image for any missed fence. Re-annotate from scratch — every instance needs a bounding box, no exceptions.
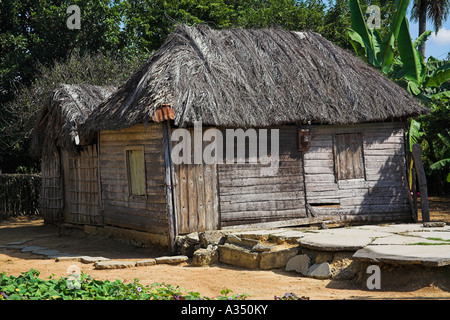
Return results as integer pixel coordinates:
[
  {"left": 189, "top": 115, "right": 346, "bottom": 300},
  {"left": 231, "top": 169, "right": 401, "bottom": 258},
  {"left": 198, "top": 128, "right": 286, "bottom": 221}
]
[{"left": 0, "top": 174, "right": 41, "bottom": 219}]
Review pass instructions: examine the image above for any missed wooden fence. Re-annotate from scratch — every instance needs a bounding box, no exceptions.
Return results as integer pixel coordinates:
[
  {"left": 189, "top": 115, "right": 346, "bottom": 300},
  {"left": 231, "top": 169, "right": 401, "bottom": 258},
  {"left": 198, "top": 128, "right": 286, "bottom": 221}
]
[{"left": 0, "top": 174, "right": 41, "bottom": 219}]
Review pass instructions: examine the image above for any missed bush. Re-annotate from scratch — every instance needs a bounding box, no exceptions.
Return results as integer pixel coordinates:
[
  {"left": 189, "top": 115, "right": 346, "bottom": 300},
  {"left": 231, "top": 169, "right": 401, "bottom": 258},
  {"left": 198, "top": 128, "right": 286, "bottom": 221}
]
[{"left": 0, "top": 174, "right": 41, "bottom": 220}]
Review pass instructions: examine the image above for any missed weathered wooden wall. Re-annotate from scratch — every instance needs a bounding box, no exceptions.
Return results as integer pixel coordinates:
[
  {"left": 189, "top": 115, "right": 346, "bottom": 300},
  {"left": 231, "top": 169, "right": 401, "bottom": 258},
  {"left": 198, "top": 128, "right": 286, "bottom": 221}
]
[
  {"left": 40, "top": 152, "right": 64, "bottom": 222},
  {"left": 99, "top": 123, "right": 168, "bottom": 234},
  {"left": 303, "top": 122, "right": 411, "bottom": 222},
  {"left": 218, "top": 126, "right": 307, "bottom": 227}
]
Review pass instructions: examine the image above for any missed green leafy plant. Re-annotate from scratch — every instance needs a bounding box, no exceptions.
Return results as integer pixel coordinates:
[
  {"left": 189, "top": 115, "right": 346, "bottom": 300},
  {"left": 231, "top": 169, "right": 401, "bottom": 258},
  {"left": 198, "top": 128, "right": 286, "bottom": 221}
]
[{"left": 0, "top": 269, "right": 249, "bottom": 300}]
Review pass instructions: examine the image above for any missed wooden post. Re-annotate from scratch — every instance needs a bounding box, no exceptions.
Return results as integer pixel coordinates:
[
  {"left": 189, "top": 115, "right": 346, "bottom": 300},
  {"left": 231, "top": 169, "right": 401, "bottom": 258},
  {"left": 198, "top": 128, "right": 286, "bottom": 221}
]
[
  {"left": 412, "top": 143, "right": 430, "bottom": 222},
  {"left": 163, "top": 121, "right": 177, "bottom": 253}
]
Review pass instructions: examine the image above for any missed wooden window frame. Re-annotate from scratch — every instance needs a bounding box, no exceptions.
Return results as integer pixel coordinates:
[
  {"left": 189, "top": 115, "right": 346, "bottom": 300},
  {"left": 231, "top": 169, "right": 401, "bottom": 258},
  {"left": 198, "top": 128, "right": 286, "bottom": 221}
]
[
  {"left": 124, "top": 145, "right": 147, "bottom": 198},
  {"left": 332, "top": 133, "right": 366, "bottom": 182}
]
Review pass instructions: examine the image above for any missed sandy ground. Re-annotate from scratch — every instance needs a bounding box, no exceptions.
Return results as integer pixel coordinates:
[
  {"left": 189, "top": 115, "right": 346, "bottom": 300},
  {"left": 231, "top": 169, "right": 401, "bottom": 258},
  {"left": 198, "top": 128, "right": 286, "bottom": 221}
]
[{"left": 0, "top": 196, "right": 449, "bottom": 300}]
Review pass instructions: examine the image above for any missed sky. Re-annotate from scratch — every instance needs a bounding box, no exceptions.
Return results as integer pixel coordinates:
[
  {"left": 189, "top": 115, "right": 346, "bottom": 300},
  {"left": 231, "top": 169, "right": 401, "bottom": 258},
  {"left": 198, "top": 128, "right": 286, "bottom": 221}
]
[{"left": 408, "top": 18, "right": 450, "bottom": 59}]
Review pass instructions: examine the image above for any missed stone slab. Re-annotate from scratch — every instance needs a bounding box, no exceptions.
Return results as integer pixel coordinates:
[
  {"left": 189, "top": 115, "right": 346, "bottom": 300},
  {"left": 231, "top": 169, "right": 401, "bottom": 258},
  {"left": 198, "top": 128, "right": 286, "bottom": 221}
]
[
  {"left": 80, "top": 256, "right": 110, "bottom": 264},
  {"left": 285, "top": 254, "right": 310, "bottom": 275},
  {"left": 353, "top": 245, "right": 450, "bottom": 267},
  {"left": 405, "top": 231, "right": 450, "bottom": 241},
  {"left": 259, "top": 247, "right": 298, "bottom": 270},
  {"left": 218, "top": 244, "right": 260, "bottom": 269},
  {"left": 297, "top": 228, "right": 392, "bottom": 251},
  {"left": 136, "top": 259, "right": 157, "bottom": 266},
  {"left": 155, "top": 255, "right": 189, "bottom": 264},
  {"left": 94, "top": 260, "right": 136, "bottom": 269},
  {"left": 307, "top": 263, "right": 331, "bottom": 279},
  {"left": 370, "top": 235, "right": 447, "bottom": 245}
]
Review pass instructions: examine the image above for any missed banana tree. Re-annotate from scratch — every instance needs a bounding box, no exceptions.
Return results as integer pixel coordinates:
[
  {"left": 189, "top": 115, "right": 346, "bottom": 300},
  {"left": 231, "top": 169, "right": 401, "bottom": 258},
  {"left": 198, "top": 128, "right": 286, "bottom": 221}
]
[{"left": 347, "top": 0, "right": 450, "bottom": 98}]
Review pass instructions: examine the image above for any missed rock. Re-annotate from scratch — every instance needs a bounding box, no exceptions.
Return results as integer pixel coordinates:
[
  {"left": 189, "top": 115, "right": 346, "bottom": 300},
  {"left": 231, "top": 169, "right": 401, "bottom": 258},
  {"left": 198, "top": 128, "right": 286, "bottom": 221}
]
[
  {"left": 285, "top": 254, "right": 310, "bottom": 275},
  {"left": 94, "top": 260, "right": 136, "bottom": 270},
  {"left": 423, "top": 221, "right": 446, "bottom": 228},
  {"left": 307, "top": 263, "right": 331, "bottom": 279},
  {"left": 198, "top": 231, "right": 227, "bottom": 247},
  {"left": 80, "top": 256, "right": 110, "bottom": 264},
  {"left": 251, "top": 243, "right": 276, "bottom": 252},
  {"left": 155, "top": 255, "right": 189, "bottom": 264},
  {"left": 226, "top": 235, "right": 259, "bottom": 248},
  {"left": 136, "top": 259, "right": 157, "bottom": 266},
  {"left": 192, "top": 248, "right": 219, "bottom": 266},
  {"left": 179, "top": 240, "right": 200, "bottom": 257},
  {"left": 218, "top": 244, "right": 260, "bottom": 269},
  {"left": 259, "top": 247, "right": 298, "bottom": 270},
  {"left": 330, "top": 252, "right": 359, "bottom": 280}
]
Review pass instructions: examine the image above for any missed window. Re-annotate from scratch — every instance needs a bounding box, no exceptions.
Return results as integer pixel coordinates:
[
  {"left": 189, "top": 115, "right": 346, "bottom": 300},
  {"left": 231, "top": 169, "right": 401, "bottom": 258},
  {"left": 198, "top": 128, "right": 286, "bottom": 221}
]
[
  {"left": 333, "top": 133, "right": 365, "bottom": 180},
  {"left": 125, "top": 147, "right": 146, "bottom": 196}
]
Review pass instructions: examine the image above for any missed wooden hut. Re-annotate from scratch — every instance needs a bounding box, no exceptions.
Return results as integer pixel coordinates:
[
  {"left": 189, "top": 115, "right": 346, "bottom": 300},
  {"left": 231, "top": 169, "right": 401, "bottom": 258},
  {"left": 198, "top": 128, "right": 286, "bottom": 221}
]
[
  {"left": 38, "top": 25, "right": 429, "bottom": 251},
  {"left": 32, "top": 84, "right": 116, "bottom": 225}
]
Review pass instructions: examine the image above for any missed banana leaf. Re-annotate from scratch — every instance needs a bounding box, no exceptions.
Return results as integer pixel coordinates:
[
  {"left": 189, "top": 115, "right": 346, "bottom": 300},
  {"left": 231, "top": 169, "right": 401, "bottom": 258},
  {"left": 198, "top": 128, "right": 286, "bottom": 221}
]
[
  {"left": 397, "top": 17, "right": 425, "bottom": 85},
  {"left": 429, "top": 158, "right": 450, "bottom": 172},
  {"left": 412, "top": 30, "right": 432, "bottom": 49},
  {"left": 425, "top": 65, "right": 450, "bottom": 87},
  {"left": 407, "top": 119, "right": 424, "bottom": 152}
]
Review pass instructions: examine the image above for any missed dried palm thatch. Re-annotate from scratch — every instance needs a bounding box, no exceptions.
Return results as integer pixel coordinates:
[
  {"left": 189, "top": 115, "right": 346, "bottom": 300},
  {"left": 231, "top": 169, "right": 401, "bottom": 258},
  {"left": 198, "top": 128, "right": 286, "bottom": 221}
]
[
  {"left": 81, "top": 24, "right": 428, "bottom": 134},
  {"left": 31, "top": 83, "right": 116, "bottom": 156}
]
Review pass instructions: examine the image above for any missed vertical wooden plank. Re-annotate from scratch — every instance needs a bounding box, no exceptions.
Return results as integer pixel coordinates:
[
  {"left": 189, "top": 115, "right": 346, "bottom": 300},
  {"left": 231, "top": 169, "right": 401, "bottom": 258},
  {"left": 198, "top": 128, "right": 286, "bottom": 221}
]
[
  {"left": 196, "top": 165, "right": 206, "bottom": 231},
  {"left": 162, "top": 121, "right": 176, "bottom": 252},
  {"left": 188, "top": 162, "right": 198, "bottom": 232},
  {"left": 179, "top": 164, "right": 189, "bottom": 234}
]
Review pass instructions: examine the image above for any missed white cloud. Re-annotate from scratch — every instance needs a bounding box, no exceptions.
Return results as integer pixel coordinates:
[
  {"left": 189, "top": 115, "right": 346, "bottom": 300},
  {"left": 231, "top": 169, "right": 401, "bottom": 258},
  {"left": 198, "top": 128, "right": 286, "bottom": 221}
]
[{"left": 429, "top": 27, "right": 450, "bottom": 47}]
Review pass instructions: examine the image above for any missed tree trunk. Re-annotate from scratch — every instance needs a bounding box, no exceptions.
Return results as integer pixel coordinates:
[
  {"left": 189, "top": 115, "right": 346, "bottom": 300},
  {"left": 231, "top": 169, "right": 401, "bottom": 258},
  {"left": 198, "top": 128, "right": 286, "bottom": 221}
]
[{"left": 418, "top": 0, "right": 428, "bottom": 57}]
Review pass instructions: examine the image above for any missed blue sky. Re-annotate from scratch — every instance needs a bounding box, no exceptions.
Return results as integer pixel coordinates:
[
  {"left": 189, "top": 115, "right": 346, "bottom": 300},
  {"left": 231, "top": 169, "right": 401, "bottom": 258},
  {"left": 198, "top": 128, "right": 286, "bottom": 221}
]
[{"left": 323, "top": 1, "right": 450, "bottom": 59}]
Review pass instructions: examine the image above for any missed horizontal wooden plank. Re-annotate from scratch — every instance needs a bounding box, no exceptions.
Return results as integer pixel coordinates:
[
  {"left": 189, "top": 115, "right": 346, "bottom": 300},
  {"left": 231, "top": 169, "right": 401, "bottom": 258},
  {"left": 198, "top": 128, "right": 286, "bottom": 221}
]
[
  {"left": 219, "top": 183, "right": 304, "bottom": 196},
  {"left": 221, "top": 198, "right": 304, "bottom": 213},
  {"left": 221, "top": 208, "right": 307, "bottom": 222},
  {"left": 219, "top": 174, "right": 303, "bottom": 187},
  {"left": 220, "top": 190, "right": 304, "bottom": 203}
]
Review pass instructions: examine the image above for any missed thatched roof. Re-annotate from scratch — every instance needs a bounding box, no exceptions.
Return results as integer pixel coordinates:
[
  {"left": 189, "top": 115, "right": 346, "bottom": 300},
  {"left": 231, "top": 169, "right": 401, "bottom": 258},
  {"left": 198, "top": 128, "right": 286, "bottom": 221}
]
[
  {"left": 81, "top": 24, "right": 427, "bottom": 133},
  {"left": 31, "top": 83, "right": 116, "bottom": 156}
]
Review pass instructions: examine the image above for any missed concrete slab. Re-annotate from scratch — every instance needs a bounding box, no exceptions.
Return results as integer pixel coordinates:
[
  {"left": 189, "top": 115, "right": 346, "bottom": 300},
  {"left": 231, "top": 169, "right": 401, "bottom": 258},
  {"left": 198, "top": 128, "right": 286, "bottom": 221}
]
[
  {"left": 370, "top": 234, "right": 447, "bottom": 245},
  {"left": 297, "top": 228, "right": 391, "bottom": 251},
  {"left": 353, "top": 223, "right": 450, "bottom": 234},
  {"left": 353, "top": 245, "right": 450, "bottom": 267},
  {"left": 404, "top": 231, "right": 450, "bottom": 241}
]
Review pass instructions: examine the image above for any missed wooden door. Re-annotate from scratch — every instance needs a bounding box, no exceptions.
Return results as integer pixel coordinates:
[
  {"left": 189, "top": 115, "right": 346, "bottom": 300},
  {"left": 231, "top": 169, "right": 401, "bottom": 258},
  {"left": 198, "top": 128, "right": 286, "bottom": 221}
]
[{"left": 171, "top": 128, "right": 220, "bottom": 234}]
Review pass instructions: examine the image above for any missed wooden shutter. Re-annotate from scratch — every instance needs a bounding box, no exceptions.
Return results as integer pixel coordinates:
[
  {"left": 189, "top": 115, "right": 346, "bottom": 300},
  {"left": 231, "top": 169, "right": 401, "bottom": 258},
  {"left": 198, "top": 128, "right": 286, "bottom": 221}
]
[
  {"left": 333, "top": 133, "right": 364, "bottom": 180},
  {"left": 126, "top": 148, "right": 146, "bottom": 196}
]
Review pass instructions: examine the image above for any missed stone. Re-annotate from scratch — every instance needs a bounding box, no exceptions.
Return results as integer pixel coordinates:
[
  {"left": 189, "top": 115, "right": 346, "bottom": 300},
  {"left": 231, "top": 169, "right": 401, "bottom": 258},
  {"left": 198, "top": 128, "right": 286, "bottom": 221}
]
[
  {"left": 94, "top": 260, "right": 136, "bottom": 270},
  {"left": 55, "top": 255, "right": 84, "bottom": 262},
  {"left": 135, "top": 259, "right": 157, "bottom": 266},
  {"left": 80, "top": 256, "right": 110, "bottom": 264},
  {"left": 192, "top": 248, "right": 219, "bottom": 266},
  {"left": 259, "top": 247, "right": 298, "bottom": 270},
  {"left": 353, "top": 244, "right": 450, "bottom": 267},
  {"left": 155, "top": 255, "right": 189, "bottom": 264},
  {"left": 218, "top": 244, "right": 260, "bottom": 269},
  {"left": 226, "top": 235, "right": 259, "bottom": 248},
  {"left": 285, "top": 254, "right": 310, "bottom": 275},
  {"left": 251, "top": 243, "right": 276, "bottom": 252},
  {"left": 423, "top": 222, "right": 446, "bottom": 228},
  {"left": 307, "top": 262, "right": 331, "bottom": 279},
  {"left": 198, "top": 231, "right": 227, "bottom": 247}
]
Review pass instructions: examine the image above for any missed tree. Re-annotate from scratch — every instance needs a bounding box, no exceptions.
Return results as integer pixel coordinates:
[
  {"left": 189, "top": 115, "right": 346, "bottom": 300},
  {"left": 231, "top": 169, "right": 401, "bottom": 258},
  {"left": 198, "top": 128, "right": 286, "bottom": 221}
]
[{"left": 411, "top": 0, "right": 450, "bottom": 57}]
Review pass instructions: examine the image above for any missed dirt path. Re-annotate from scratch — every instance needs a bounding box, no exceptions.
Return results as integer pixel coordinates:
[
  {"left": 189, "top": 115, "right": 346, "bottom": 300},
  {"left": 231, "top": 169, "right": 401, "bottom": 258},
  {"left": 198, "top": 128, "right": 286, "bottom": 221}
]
[{"left": 1, "top": 203, "right": 450, "bottom": 300}]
